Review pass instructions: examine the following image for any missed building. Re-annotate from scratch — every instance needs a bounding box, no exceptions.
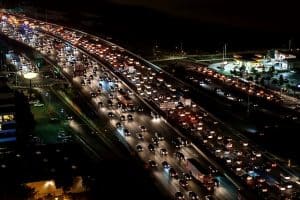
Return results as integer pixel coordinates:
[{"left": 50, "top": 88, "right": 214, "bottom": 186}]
[
  {"left": 274, "top": 50, "right": 296, "bottom": 61},
  {"left": 233, "top": 53, "right": 265, "bottom": 72},
  {"left": 0, "top": 76, "right": 16, "bottom": 143},
  {"left": 272, "top": 50, "right": 300, "bottom": 70}
]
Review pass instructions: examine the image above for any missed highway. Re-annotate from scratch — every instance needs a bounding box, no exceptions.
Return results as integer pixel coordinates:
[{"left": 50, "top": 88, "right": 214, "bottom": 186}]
[{"left": 1, "top": 11, "right": 299, "bottom": 199}]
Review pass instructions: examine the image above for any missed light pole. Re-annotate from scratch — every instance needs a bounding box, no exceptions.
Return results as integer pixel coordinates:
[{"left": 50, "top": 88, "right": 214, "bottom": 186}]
[
  {"left": 247, "top": 93, "right": 250, "bottom": 113},
  {"left": 24, "top": 72, "right": 38, "bottom": 101}
]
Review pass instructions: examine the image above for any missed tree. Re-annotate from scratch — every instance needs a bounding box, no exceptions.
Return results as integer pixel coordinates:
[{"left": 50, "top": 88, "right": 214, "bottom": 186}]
[
  {"left": 255, "top": 74, "right": 261, "bottom": 81},
  {"left": 265, "top": 76, "right": 271, "bottom": 87},
  {"left": 247, "top": 76, "right": 254, "bottom": 81},
  {"left": 250, "top": 67, "right": 258, "bottom": 75},
  {"left": 279, "top": 75, "right": 284, "bottom": 85},
  {"left": 271, "top": 78, "right": 278, "bottom": 85},
  {"left": 260, "top": 77, "right": 265, "bottom": 86},
  {"left": 240, "top": 65, "right": 246, "bottom": 74},
  {"left": 269, "top": 66, "right": 275, "bottom": 75}
]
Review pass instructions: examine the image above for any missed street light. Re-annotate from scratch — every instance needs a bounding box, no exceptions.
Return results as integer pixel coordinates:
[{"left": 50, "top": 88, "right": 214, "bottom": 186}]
[{"left": 24, "top": 72, "right": 38, "bottom": 100}]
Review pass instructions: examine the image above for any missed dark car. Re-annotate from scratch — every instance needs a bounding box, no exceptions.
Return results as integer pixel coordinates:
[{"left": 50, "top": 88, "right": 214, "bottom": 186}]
[
  {"left": 124, "top": 129, "right": 131, "bottom": 136},
  {"left": 175, "top": 191, "right": 185, "bottom": 200},
  {"left": 188, "top": 191, "right": 199, "bottom": 200},
  {"left": 148, "top": 143, "right": 155, "bottom": 152},
  {"left": 148, "top": 160, "right": 158, "bottom": 168},
  {"left": 169, "top": 168, "right": 179, "bottom": 179},
  {"left": 172, "top": 138, "right": 183, "bottom": 149},
  {"left": 140, "top": 125, "right": 147, "bottom": 132},
  {"left": 152, "top": 136, "right": 159, "bottom": 146},
  {"left": 137, "top": 106, "right": 144, "bottom": 112},
  {"left": 162, "top": 161, "right": 170, "bottom": 169},
  {"left": 116, "top": 122, "right": 122, "bottom": 128},
  {"left": 120, "top": 115, "right": 126, "bottom": 121},
  {"left": 136, "top": 144, "right": 143, "bottom": 152},
  {"left": 127, "top": 114, "right": 133, "bottom": 121},
  {"left": 184, "top": 173, "right": 192, "bottom": 181},
  {"left": 160, "top": 148, "right": 168, "bottom": 156},
  {"left": 108, "top": 112, "right": 114, "bottom": 118},
  {"left": 175, "top": 151, "right": 185, "bottom": 160},
  {"left": 98, "top": 101, "right": 103, "bottom": 108},
  {"left": 137, "top": 133, "right": 144, "bottom": 140},
  {"left": 179, "top": 179, "right": 189, "bottom": 189},
  {"left": 155, "top": 132, "right": 164, "bottom": 141},
  {"left": 107, "top": 100, "right": 113, "bottom": 107}
]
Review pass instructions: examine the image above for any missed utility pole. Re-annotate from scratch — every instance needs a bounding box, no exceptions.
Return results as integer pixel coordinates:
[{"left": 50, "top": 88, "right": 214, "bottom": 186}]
[
  {"left": 247, "top": 93, "right": 250, "bottom": 113},
  {"left": 15, "top": 72, "right": 18, "bottom": 86},
  {"left": 222, "top": 43, "right": 227, "bottom": 63},
  {"left": 153, "top": 40, "right": 158, "bottom": 58},
  {"left": 224, "top": 43, "right": 227, "bottom": 60},
  {"left": 180, "top": 42, "right": 183, "bottom": 54},
  {"left": 288, "top": 39, "right": 292, "bottom": 51}
]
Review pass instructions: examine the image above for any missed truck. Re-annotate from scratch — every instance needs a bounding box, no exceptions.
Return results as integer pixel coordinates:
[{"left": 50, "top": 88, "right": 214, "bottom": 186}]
[
  {"left": 185, "top": 158, "right": 217, "bottom": 192},
  {"left": 117, "top": 89, "right": 133, "bottom": 107}
]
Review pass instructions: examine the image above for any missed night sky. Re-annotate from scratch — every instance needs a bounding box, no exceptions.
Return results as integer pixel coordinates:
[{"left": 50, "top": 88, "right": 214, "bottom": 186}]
[
  {"left": 108, "top": 0, "right": 300, "bottom": 32},
  {"left": 2, "top": 0, "right": 300, "bottom": 51},
  {"left": 3, "top": 0, "right": 297, "bottom": 33}
]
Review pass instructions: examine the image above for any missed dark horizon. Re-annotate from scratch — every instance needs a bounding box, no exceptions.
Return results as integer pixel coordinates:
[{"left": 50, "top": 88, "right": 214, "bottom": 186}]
[{"left": 2, "top": 0, "right": 300, "bottom": 54}]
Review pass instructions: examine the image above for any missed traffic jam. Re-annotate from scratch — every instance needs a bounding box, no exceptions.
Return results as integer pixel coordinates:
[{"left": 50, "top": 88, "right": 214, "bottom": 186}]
[{"left": 0, "top": 12, "right": 299, "bottom": 199}]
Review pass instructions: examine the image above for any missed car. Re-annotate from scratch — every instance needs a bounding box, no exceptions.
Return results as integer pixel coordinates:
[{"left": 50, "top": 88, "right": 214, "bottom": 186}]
[
  {"left": 175, "top": 151, "right": 185, "bottom": 160},
  {"left": 169, "top": 168, "right": 179, "bottom": 179},
  {"left": 179, "top": 179, "right": 189, "bottom": 188},
  {"left": 117, "top": 102, "right": 122, "bottom": 108},
  {"left": 188, "top": 191, "right": 199, "bottom": 200},
  {"left": 116, "top": 122, "right": 122, "bottom": 128},
  {"left": 148, "top": 160, "right": 158, "bottom": 168},
  {"left": 127, "top": 114, "right": 133, "bottom": 121},
  {"left": 160, "top": 148, "right": 168, "bottom": 156},
  {"left": 184, "top": 173, "right": 192, "bottom": 181},
  {"left": 140, "top": 125, "right": 147, "bottom": 132},
  {"left": 108, "top": 93, "right": 114, "bottom": 99},
  {"left": 137, "top": 133, "right": 144, "bottom": 140},
  {"left": 175, "top": 191, "right": 185, "bottom": 200},
  {"left": 137, "top": 106, "right": 144, "bottom": 112},
  {"left": 98, "top": 101, "right": 103, "bottom": 108},
  {"left": 107, "top": 100, "right": 113, "bottom": 107},
  {"left": 90, "top": 92, "right": 97, "bottom": 97},
  {"left": 148, "top": 143, "right": 155, "bottom": 152},
  {"left": 155, "top": 132, "right": 164, "bottom": 141},
  {"left": 162, "top": 161, "right": 170, "bottom": 169},
  {"left": 108, "top": 112, "right": 114, "bottom": 118},
  {"left": 120, "top": 115, "right": 126, "bottom": 121},
  {"left": 172, "top": 138, "right": 183, "bottom": 149},
  {"left": 124, "top": 129, "right": 131, "bottom": 136},
  {"left": 136, "top": 144, "right": 143, "bottom": 152},
  {"left": 152, "top": 136, "right": 159, "bottom": 146}
]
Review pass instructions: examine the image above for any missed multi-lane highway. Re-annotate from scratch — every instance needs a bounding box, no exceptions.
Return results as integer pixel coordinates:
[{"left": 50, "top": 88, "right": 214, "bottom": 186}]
[{"left": 1, "top": 11, "right": 299, "bottom": 199}]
